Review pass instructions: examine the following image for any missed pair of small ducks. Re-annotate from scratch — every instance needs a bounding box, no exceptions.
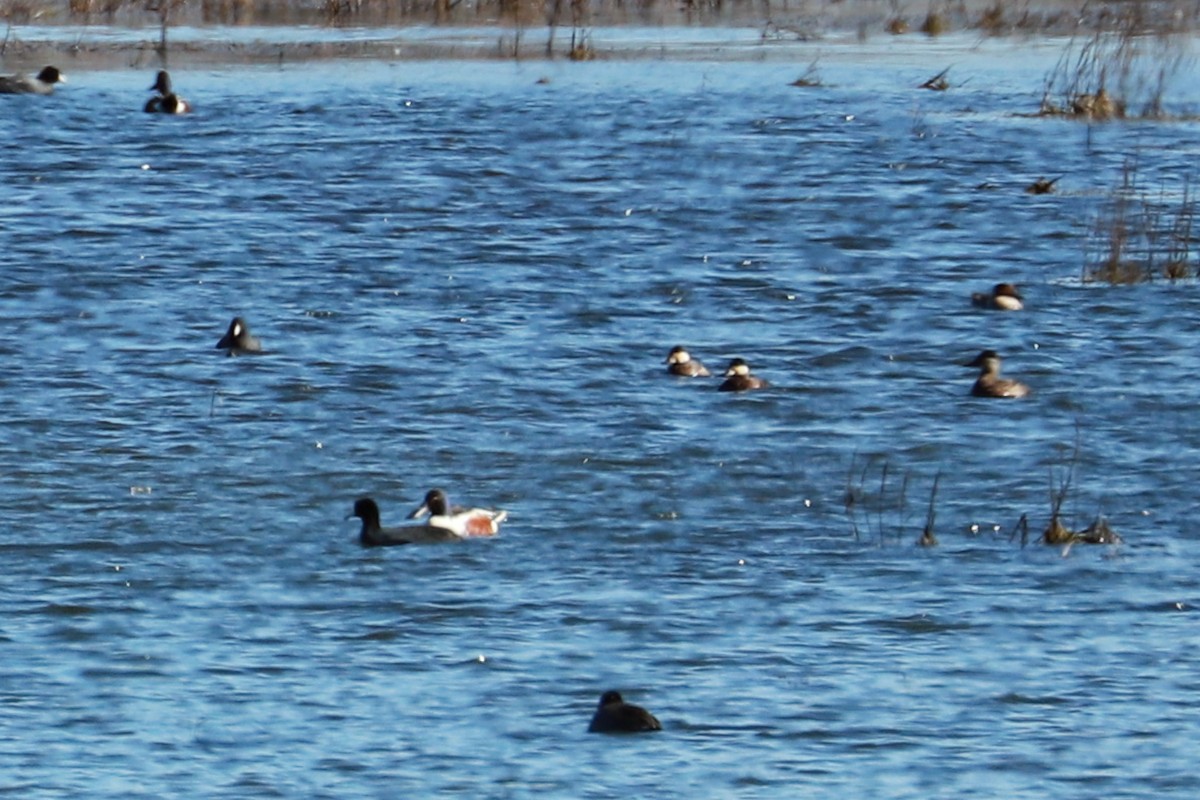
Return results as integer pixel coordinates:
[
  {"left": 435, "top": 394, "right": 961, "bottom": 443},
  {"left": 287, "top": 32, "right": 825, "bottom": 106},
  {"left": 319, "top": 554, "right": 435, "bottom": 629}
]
[
  {"left": 968, "top": 282, "right": 1030, "bottom": 397},
  {"left": 145, "top": 70, "right": 191, "bottom": 114},
  {"left": 350, "top": 491, "right": 507, "bottom": 547},
  {"left": 0, "top": 66, "right": 65, "bottom": 95},
  {"left": 665, "top": 347, "right": 769, "bottom": 392}
]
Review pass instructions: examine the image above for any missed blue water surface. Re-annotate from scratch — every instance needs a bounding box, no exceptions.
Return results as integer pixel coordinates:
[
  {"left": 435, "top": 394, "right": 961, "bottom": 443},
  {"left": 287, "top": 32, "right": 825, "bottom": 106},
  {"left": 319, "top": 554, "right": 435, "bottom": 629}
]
[{"left": 3, "top": 36, "right": 1200, "bottom": 798}]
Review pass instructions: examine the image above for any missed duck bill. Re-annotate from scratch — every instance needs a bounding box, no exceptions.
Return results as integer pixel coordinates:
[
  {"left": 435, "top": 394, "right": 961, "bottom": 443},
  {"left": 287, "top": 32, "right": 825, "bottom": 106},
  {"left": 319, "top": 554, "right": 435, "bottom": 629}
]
[
  {"left": 407, "top": 502, "right": 431, "bottom": 520},
  {"left": 216, "top": 333, "right": 234, "bottom": 349}
]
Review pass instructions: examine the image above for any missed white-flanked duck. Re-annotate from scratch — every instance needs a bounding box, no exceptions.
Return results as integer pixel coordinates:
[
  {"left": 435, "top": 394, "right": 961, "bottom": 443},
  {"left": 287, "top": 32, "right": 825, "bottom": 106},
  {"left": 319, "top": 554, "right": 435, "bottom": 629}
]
[
  {"left": 588, "top": 690, "right": 662, "bottom": 733},
  {"left": 407, "top": 489, "right": 506, "bottom": 538},
  {"left": 665, "top": 345, "right": 711, "bottom": 377},
  {"left": 964, "top": 350, "right": 1030, "bottom": 398},
  {"left": 971, "top": 283, "right": 1024, "bottom": 311},
  {"left": 145, "top": 70, "right": 192, "bottom": 114},
  {"left": 718, "top": 357, "right": 769, "bottom": 392},
  {"left": 0, "top": 66, "right": 65, "bottom": 95},
  {"left": 350, "top": 497, "right": 466, "bottom": 547},
  {"left": 215, "top": 317, "right": 263, "bottom": 355}
]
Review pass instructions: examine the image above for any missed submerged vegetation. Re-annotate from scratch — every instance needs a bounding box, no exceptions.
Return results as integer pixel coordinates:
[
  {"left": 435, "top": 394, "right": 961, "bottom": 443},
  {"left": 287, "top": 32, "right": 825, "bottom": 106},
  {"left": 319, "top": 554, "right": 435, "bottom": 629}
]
[{"left": 841, "top": 436, "right": 1122, "bottom": 552}]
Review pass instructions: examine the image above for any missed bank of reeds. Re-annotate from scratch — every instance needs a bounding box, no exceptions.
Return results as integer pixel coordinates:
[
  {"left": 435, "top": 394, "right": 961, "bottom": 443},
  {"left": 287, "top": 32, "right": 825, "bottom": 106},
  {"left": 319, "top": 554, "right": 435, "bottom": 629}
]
[
  {"left": 4, "top": 0, "right": 1199, "bottom": 39},
  {"left": 1039, "top": 18, "right": 1193, "bottom": 121}
]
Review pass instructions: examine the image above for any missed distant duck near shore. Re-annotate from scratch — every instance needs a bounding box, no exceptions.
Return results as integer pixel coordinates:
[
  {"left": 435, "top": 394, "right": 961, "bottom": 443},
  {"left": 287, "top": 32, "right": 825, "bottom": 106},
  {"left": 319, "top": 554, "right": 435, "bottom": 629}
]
[
  {"left": 0, "top": 66, "right": 65, "bottom": 95},
  {"left": 145, "top": 70, "right": 192, "bottom": 113}
]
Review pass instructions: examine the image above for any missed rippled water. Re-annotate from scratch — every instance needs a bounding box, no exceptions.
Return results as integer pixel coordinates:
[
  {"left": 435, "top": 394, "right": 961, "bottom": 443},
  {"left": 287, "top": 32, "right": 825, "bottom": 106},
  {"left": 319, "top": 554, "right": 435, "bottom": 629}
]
[{"left": 4, "top": 36, "right": 1200, "bottom": 797}]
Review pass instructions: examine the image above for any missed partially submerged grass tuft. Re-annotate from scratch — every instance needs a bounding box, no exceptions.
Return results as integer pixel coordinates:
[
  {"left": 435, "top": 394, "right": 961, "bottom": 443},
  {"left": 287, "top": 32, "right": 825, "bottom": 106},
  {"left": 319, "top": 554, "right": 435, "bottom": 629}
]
[
  {"left": 1039, "top": 21, "right": 1193, "bottom": 121},
  {"left": 1085, "top": 159, "right": 1197, "bottom": 284}
]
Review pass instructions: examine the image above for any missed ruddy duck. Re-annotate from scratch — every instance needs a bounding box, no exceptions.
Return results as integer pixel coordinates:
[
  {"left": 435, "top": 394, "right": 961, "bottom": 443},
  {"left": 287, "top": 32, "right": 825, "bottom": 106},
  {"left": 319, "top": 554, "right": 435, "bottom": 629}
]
[
  {"left": 665, "top": 345, "right": 710, "bottom": 377},
  {"left": 145, "top": 71, "right": 192, "bottom": 113},
  {"left": 719, "top": 358, "right": 769, "bottom": 392},
  {"left": 407, "top": 488, "right": 506, "bottom": 538},
  {"left": 964, "top": 349, "right": 1030, "bottom": 398},
  {"left": 587, "top": 690, "right": 661, "bottom": 733},
  {"left": 971, "top": 283, "right": 1024, "bottom": 311},
  {"left": 0, "top": 66, "right": 65, "bottom": 95},
  {"left": 349, "top": 497, "right": 465, "bottom": 547},
  {"left": 215, "top": 317, "right": 263, "bottom": 355}
]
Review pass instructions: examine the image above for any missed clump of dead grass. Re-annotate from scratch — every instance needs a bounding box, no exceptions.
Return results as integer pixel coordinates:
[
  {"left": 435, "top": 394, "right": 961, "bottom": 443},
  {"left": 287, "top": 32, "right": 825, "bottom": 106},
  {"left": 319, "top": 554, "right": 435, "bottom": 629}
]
[
  {"left": 1085, "top": 159, "right": 1196, "bottom": 284},
  {"left": 1039, "top": 23, "right": 1193, "bottom": 121}
]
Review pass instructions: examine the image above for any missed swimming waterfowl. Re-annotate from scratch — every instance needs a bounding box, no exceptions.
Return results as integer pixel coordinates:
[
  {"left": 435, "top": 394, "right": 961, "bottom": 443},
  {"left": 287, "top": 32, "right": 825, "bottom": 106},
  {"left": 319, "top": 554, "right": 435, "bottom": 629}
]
[
  {"left": 215, "top": 317, "right": 262, "bottom": 355},
  {"left": 964, "top": 349, "right": 1030, "bottom": 398},
  {"left": 0, "top": 66, "right": 65, "bottom": 95},
  {"left": 1025, "top": 176, "right": 1060, "bottom": 195},
  {"left": 588, "top": 690, "right": 661, "bottom": 733},
  {"left": 146, "top": 92, "right": 192, "bottom": 114},
  {"left": 407, "top": 489, "right": 506, "bottom": 538},
  {"left": 665, "top": 345, "right": 711, "bottom": 377},
  {"left": 350, "top": 497, "right": 463, "bottom": 547},
  {"left": 971, "top": 283, "right": 1024, "bottom": 311},
  {"left": 145, "top": 71, "right": 191, "bottom": 113},
  {"left": 718, "top": 358, "right": 769, "bottom": 392}
]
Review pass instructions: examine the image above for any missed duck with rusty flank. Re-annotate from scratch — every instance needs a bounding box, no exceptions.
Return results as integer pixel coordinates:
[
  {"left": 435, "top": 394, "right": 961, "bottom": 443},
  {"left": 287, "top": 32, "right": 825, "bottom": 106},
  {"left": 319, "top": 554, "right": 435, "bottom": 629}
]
[
  {"left": 407, "top": 488, "right": 506, "bottom": 538},
  {"left": 665, "top": 345, "right": 711, "bottom": 377},
  {"left": 971, "top": 283, "right": 1024, "bottom": 311},
  {"left": 964, "top": 349, "right": 1030, "bottom": 398}
]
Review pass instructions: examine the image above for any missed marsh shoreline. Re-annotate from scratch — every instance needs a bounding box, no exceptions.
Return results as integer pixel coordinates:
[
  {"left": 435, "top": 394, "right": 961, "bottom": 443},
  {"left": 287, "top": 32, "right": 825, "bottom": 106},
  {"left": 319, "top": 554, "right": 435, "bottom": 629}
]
[{"left": 0, "top": 0, "right": 1154, "bottom": 68}]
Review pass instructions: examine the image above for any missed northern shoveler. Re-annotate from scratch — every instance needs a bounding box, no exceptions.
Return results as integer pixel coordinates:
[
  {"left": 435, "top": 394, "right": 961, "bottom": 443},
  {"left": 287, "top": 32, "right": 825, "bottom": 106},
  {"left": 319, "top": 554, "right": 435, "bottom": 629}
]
[{"left": 407, "top": 488, "right": 506, "bottom": 538}]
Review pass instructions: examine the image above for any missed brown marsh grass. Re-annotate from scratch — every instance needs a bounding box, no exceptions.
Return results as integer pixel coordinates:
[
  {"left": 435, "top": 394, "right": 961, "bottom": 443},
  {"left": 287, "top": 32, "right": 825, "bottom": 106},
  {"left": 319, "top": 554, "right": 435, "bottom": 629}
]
[
  {"left": 2, "top": 0, "right": 1199, "bottom": 65},
  {"left": 1039, "top": 17, "right": 1194, "bottom": 121},
  {"left": 1086, "top": 159, "right": 1197, "bottom": 284},
  {"left": 0, "top": 0, "right": 1195, "bottom": 39}
]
